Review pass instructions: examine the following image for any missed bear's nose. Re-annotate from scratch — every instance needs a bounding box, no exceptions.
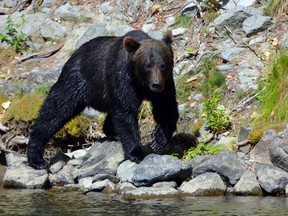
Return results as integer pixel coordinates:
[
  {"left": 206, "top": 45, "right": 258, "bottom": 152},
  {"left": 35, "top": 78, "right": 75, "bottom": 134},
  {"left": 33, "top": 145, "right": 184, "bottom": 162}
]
[{"left": 151, "top": 83, "right": 162, "bottom": 92}]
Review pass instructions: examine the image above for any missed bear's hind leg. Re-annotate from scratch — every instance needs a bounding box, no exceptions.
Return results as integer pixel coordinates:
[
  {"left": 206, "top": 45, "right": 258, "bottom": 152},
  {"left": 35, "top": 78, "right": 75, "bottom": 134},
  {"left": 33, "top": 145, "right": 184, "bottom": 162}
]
[
  {"left": 103, "top": 113, "right": 117, "bottom": 138},
  {"left": 27, "top": 82, "right": 86, "bottom": 169}
]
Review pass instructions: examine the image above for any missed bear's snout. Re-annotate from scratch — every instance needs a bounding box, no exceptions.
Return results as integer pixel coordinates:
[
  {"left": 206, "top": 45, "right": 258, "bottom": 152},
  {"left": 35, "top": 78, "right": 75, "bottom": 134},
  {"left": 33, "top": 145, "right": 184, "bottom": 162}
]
[{"left": 149, "top": 70, "right": 164, "bottom": 93}]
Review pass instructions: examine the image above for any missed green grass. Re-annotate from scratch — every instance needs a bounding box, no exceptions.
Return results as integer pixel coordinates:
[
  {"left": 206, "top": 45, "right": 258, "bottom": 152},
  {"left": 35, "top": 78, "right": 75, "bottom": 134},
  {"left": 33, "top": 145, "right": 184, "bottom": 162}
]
[
  {"left": 174, "top": 15, "right": 193, "bottom": 28},
  {"left": 258, "top": 53, "right": 288, "bottom": 123},
  {"left": 175, "top": 74, "right": 193, "bottom": 104},
  {"left": 182, "top": 142, "right": 224, "bottom": 161},
  {"left": 198, "top": 56, "right": 226, "bottom": 96},
  {"left": 264, "top": 0, "right": 288, "bottom": 17}
]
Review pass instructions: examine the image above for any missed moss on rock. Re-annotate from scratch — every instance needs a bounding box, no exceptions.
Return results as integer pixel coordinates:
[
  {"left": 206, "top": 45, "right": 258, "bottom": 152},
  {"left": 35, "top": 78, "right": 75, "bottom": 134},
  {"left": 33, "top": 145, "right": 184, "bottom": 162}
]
[
  {"left": 3, "top": 92, "right": 45, "bottom": 123},
  {"left": 55, "top": 115, "right": 92, "bottom": 139}
]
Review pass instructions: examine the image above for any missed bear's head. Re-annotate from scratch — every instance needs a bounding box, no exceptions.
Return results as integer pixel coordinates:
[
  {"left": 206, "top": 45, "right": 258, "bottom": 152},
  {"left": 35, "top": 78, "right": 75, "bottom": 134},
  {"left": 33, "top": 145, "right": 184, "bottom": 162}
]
[{"left": 123, "top": 31, "right": 173, "bottom": 93}]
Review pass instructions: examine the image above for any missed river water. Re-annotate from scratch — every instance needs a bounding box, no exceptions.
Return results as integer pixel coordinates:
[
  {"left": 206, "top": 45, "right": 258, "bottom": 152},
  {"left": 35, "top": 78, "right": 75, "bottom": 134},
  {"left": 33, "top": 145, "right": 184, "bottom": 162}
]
[{"left": 1, "top": 189, "right": 288, "bottom": 216}]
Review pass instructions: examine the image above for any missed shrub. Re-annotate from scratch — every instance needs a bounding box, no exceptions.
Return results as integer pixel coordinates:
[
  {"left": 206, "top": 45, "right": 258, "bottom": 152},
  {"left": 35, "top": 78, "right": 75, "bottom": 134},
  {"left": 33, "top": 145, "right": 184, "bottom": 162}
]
[
  {"left": 0, "top": 15, "right": 29, "bottom": 53},
  {"left": 203, "top": 87, "right": 231, "bottom": 134}
]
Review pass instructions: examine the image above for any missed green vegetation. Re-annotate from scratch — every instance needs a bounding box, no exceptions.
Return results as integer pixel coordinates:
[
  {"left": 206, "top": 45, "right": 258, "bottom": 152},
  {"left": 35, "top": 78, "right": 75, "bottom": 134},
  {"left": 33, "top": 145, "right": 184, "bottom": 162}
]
[
  {"left": 55, "top": 115, "right": 92, "bottom": 138},
  {"left": 174, "top": 15, "right": 193, "bottom": 28},
  {"left": 0, "top": 15, "right": 29, "bottom": 53},
  {"left": 258, "top": 53, "right": 288, "bottom": 123},
  {"left": 3, "top": 89, "right": 91, "bottom": 139},
  {"left": 175, "top": 74, "right": 193, "bottom": 104},
  {"left": 3, "top": 91, "right": 45, "bottom": 123},
  {"left": 203, "top": 87, "right": 231, "bottom": 134},
  {"left": 264, "top": 0, "right": 287, "bottom": 17},
  {"left": 248, "top": 128, "right": 265, "bottom": 145},
  {"left": 138, "top": 101, "right": 153, "bottom": 121},
  {"left": 182, "top": 142, "right": 224, "bottom": 161},
  {"left": 199, "top": 57, "right": 226, "bottom": 95}
]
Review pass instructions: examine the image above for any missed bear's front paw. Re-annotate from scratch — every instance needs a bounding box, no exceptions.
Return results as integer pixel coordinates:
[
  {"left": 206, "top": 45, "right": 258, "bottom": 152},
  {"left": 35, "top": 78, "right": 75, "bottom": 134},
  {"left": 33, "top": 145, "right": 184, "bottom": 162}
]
[
  {"left": 127, "top": 146, "right": 145, "bottom": 163},
  {"left": 28, "top": 155, "right": 48, "bottom": 170},
  {"left": 151, "top": 126, "right": 168, "bottom": 151}
]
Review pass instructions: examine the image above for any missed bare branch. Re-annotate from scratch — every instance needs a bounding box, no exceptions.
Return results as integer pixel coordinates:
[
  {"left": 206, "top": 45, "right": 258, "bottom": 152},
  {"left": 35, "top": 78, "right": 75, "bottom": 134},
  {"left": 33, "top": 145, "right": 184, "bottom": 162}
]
[{"left": 15, "top": 43, "right": 64, "bottom": 64}]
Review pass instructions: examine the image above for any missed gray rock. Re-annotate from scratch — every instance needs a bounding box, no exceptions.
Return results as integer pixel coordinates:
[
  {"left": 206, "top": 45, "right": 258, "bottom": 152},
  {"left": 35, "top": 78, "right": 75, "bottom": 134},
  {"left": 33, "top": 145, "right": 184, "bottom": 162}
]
[
  {"left": 75, "top": 22, "right": 108, "bottom": 49},
  {"left": 270, "top": 136, "right": 288, "bottom": 173},
  {"left": 73, "top": 141, "right": 125, "bottom": 179},
  {"left": 40, "top": 19, "right": 67, "bottom": 40},
  {"left": 238, "top": 127, "right": 251, "bottom": 142},
  {"left": 238, "top": 127, "right": 252, "bottom": 154},
  {"left": 148, "top": 31, "right": 163, "bottom": 40},
  {"left": 93, "top": 173, "right": 119, "bottom": 184},
  {"left": 99, "top": 2, "right": 113, "bottom": 14},
  {"left": 131, "top": 154, "right": 192, "bottom": 187},
  {"left": 280, "top": 33, "right": 288, "bottom": 48},
  {"left": 193, "top": 151, "right": 248, "bottom": 185},
  {"left": 249, "top": 129, "right": 277, "bottom": 164},
  {"left": 0, "top": 13, "right": 48, "bottom": 40},
  {"left": 239, "top": 69, "right": 259, "bottom": 83},
  {"left": 254, "top": 163, "right": 288, "bottom": 194},
  {"left": 166, "top": 17, "right": 175, "bottom": 26},
  {"left": 67, "top": 158, "right": 83, "bottom": 167},
  {"left": 152, "top": 181, "right": 177, "bottom": 188},
  {"left": 213, "top": 6, "right": 261, "bottom": 32},
  {"left": 49, "top": 164, "right": 75, "bottom": 186},
  {"left": 172, "top": 28, "right": 187, "bottom": 36},
  {"left": 221, "top": 47, "right": 245, "bottom": 62},
  {"left": 0, "top": 0, "right": 14, "bottom": 7},
  {"left": 42, "top": 0, "right": 57, "bottom": 5},
  {"left": 142, "top": 23, "right": 155, "bottom": 32},
  {"left": 234, "top": 170, "right": 263, "bottom": 195},
  {"left": 187, "top": 155, "right": 211, "bottom": 169},
  {"left": 214, "top": 136, "right": 237, "bottom": 150},
  {"left": 89, "top": 179, "right": 113, "bottom": 191},
  {"left": 78, "top": 177, "right": 93, "bottom": 188},
  {"left": 0, "top": 165, "right": 7, "bottom": 187},
  {"left": 55, "top": 3, "right": 86, "bottom": 21},
  {"left": 216, "top": 64, "right": 233, "bottom": 71},
  {"left": 242, "top": 15, "right": 272, "bottom": 36},
  {"left": 117, "top": 160, "right": 138, "bottom": 182},
  {"left": 113, "top": 24, "right": 135, "bottom": 36},
  {"left": 5, "top": 151, "right": 26, "bottom": 168},
  {"left": 21, "top": 66, "right": 62, "bottom": 93},
  {"left": 179, "top": 172, "right": 226, "bottom": 196},
  {"left": 117, "top": 182, "right": 137, "bottom": 195},
  {"left": 50, "top": 160, "right": 66, "bottom": 174},
  {"left": 4, "top": 166, "right": 48, "bottom": 189},
  {"left": 181, "top": 1, "right": 197, "bottom": 18},
  {"left": 122, "top": 186, "right": 179, "bottom": 199},
  {"left": 224, "top": 0, "right": 258, "bottom": 10}
]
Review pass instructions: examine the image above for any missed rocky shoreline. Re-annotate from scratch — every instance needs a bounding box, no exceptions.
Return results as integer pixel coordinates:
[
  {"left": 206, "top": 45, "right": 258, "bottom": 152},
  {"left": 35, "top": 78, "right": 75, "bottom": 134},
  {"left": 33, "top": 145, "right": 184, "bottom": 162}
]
[
  {"left": 0, "top": 0, "right": 288, "bottom": 199},
  {"left": 1, "top": 127, "right": 288, "bottom": 199}
]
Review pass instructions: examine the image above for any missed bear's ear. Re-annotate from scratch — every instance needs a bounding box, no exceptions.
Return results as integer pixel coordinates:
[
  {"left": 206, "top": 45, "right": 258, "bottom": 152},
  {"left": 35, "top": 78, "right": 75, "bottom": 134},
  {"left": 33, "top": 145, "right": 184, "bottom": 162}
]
[
  {"left": 123, "top": 36, "right": 140, "bottom": 53},
  {"left": 163, "top": 30, "right": 173, "bottom": 47}
]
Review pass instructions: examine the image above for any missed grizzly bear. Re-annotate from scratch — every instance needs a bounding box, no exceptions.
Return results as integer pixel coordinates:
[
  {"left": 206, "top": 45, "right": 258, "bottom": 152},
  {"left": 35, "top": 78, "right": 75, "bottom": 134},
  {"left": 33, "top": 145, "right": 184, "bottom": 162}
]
[{"left": 27, "top": 30, "right": 179, "bottom": 170}]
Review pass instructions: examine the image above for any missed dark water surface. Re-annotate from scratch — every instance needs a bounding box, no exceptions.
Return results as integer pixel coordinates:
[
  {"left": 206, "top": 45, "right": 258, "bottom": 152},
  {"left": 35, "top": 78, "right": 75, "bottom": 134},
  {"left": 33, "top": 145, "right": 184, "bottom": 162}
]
[{"left": 1, "top": 189, "right": 288, "bottom": 216}]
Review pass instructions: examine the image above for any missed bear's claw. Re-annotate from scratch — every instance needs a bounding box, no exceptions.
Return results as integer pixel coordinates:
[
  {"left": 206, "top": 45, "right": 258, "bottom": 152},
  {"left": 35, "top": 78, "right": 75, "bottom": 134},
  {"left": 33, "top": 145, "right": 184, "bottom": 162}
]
[{"left": 151, "top": 126, "right": 168, "bottom": 151}]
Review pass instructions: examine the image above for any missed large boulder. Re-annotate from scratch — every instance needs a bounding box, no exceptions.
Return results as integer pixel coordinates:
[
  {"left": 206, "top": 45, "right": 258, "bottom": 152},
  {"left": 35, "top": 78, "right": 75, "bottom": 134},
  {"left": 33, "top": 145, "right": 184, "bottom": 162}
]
[
  {"left": 73, "top": 141, "right": 125, "bottom": 179},
  {"left": 131, "top": 154, "right": 192, "bottom": 187},
  {"left": 193, "top": 151, "right": 248, "bottom": 185},
  {"left": 179, "top": 172, "right": 226, "bottom": 196},
  {"left": 254, "top": 163, "right": 288, "bottom": 194}
]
